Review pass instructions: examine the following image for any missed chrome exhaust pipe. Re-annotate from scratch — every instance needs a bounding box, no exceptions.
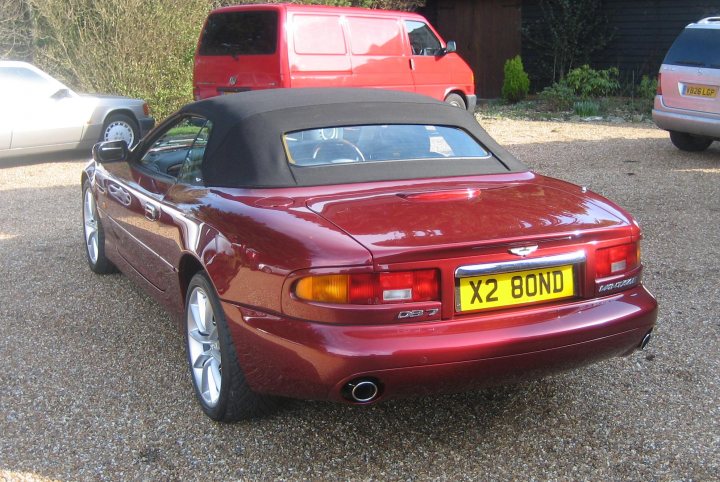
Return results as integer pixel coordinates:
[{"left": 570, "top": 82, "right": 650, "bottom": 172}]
[
  {"left": 343, "top": 379, "right": 380, "bottom": 403},
  {"left": 639, "top": 330, "right": 652, "bottom": 350}
]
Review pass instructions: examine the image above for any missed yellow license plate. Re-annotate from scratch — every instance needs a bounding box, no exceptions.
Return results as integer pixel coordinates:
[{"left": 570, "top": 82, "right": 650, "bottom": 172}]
[
  {"left": 457, "top": 265, "right": 575, "bottom": 312},
  {"left": 685, "top": 85, "right": 717, "bottom": 98}
]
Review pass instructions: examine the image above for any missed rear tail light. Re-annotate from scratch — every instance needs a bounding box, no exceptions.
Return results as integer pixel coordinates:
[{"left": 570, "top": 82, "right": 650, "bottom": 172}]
[
  {"left": 142, "top": 102, "right": 150, "bottom": 116},
  {"left": 595, "top": 242, "right": 640, "bottom": 278},
  {"left": 656, "top": 73, "right": 662, "bottom": 95},
  {"left": 295, "top": 270, "right": 439, "bottom": 305}
]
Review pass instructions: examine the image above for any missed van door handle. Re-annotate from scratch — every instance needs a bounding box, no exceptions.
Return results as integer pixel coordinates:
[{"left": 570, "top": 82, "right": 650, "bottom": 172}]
[
  {"left": 144, "top": 203, "right": 159, "bottom": 221},
  {"left": 409, "top": 58, "right": 415, "bottom": 70}
]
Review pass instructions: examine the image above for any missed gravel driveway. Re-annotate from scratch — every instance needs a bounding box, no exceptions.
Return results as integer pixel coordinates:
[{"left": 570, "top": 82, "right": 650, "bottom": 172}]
[{"left": 0, "top": 119, "right": 718, "bottom": 480}]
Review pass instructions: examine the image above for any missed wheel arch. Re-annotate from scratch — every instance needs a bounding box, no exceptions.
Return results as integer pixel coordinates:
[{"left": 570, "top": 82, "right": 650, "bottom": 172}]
[
  {"left": 444, "top": 89, "right": 467, "bottom": 103},
  {"left": 103, "top": 108, "right": 140, "bottom": 125},
  {"left": 178, "top": 254, "right": 207, "bottom": 305}
]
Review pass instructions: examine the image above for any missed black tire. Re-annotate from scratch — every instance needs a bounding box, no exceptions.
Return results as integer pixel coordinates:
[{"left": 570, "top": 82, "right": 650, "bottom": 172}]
[
  {"left": 669, "top": 131, "right": 713, "bottom": 152},
  {"left": 185, "top": 272, "right": 279, "bottom": 421},
  {"left": 82, "top": 180, "right": 117, "bottom": 274},
  {"left": 101, "top": 113, "right": 140, "bottom": 147},
  {"left": 444, "top": 93, "right": 466, "bottom": 110}
]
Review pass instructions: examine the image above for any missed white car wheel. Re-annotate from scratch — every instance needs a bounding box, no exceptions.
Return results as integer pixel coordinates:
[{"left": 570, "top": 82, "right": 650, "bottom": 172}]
[{"left": 102, "top": 114, "right": 139, "bottom": 147}]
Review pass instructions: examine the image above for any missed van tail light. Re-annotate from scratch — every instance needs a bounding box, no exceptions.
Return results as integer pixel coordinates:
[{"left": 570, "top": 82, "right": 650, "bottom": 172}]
[
  {"left": 656, "top": 73, "right": 662, "bottom": 95},
  {"left": 295, "top": 270, "right": 439, "bottom": 305}
]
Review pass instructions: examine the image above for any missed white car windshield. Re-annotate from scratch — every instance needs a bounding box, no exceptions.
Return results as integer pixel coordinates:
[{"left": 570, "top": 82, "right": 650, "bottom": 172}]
[{"left": 0, "top": 66, "right": 65, "bottom": 100}]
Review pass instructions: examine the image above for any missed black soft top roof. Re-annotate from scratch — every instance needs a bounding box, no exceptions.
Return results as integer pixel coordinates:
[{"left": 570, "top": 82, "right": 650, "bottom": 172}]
[{"left": 178, "top": 88, "right": 528, "bottom": 188}]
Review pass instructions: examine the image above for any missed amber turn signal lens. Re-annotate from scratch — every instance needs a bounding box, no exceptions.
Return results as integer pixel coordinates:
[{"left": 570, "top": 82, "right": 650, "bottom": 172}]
[
  {"left": 294, "top": 270, "right": 440, "bottom": 305},
  {"left": 295, "top": 274, "right": 349, "bottom": 303}
]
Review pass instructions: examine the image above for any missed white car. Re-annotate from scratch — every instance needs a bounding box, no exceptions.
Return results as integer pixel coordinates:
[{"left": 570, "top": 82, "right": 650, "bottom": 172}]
[
  {"left": 0, "top": 61, "right": 154, "bottom": 159},
  {"left": 653, "top": 17, "right": 720, "bottom": 151}
]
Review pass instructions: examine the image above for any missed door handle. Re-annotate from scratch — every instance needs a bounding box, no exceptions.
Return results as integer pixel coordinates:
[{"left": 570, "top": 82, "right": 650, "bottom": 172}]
[
  {"left": 409, "top": 58, "right": 415, "bottom": 70},
  {"left": 144, "top": 203, "right": 159, "bottom": 221}
]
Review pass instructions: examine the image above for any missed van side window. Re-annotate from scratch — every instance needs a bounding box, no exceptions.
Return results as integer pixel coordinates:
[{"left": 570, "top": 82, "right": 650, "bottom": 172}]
[
  {"left": 199, "top": 11, "right": 278, "bottom": 56},
  {"left": 405, "top": 20, "right": 442, "bottom": 56},
  {"left": 347, "top": 17, "right": 404, "bottom": 56},
  {"left": 293, "top": 15, "right": 346, "bottom": 54}
]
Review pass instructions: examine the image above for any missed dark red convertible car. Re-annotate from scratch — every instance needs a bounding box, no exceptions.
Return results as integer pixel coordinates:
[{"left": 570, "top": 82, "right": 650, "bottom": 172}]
[{"left": 82, "top": 89, "right": 657, "bottom": 421}]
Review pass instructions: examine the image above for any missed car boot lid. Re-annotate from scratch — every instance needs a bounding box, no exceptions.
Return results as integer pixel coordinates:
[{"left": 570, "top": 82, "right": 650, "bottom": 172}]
[{"left": 305, "top": 175, "right": 632, "bottom": 262}]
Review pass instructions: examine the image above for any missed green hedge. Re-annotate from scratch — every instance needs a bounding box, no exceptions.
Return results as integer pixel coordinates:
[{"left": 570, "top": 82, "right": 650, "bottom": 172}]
[{"left": 28, "top": 0, "right": 422, "bottom": 121}]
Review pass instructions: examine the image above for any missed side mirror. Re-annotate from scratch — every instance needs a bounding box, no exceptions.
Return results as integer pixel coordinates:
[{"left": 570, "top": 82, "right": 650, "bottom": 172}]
[
  {"left": 51, "top": 88, "right": 72, "bottom": 100},
  {"left": 93, "top": 140, "right": 129, "bottom": 164},
  {"left": 444, "top": 41, "right": 457, "bottom": 54}
]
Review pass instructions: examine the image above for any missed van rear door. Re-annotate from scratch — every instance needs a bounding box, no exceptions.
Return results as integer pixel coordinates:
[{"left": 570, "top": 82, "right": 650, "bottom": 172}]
[{"left": 193, "top": 9, "right": 282, "bottom": 99}]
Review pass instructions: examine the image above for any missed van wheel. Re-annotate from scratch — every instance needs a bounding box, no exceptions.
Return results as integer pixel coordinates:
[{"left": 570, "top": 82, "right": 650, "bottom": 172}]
[
  {"left": 445, "top": 93, "right": 466, "bottom": 110},
  {"left": 669, "top": 131, "right": 713, "bottom": 152}
]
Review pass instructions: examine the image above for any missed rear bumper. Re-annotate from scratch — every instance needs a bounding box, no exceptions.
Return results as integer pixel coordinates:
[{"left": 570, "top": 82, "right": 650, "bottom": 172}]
[
  {"left": 222, "top": 285, "right": 657, "bottom": 403},
  {"left": 653, "top": 95, "right": 720, "bottom": 138}
]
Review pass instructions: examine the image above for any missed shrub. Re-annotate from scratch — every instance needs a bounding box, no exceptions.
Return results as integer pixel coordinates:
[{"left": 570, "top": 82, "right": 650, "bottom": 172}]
[
  {"left": 0, "top": 0, "right": 33, "bottom": 61},
  {"left": 573, "top": 99, "right": 601, "bottom": 116},
  {"left": 564, "top": 65, "right": 619, "bottom": 98},
  {"left": 637, "top": 75, "right": 658, "bottom": 101},
  {"left": 29, "top": 0, "right": 211, "bottom": 120},
  {"left": 501, "top": 55, "right": 530, "bottom": 103},
  {"left": 539, "top": 83, "right": 575, "bottom": 111}
]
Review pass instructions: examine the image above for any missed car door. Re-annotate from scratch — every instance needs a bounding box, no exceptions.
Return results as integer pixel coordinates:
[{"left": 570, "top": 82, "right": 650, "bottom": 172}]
[
  {"left": 100, "top": 115, "right": 212, "bottom": 292},
  {"left": 0, "top": 118, "right": 9, "bottom": 151},
  {"left": 404, "top": 20, "right": 451, "bottom": 100},
  {"left": 2, "top": 65, "right": 87, "bottom": 149}
]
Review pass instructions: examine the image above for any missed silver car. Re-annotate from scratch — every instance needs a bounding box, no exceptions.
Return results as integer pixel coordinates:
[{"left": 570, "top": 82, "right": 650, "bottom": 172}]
[
  {"left": 653, "top": 17, "right": 720, "bottom": 151},
  {"left": 0, "top": 61, "right": 154, "bottom": 159}
]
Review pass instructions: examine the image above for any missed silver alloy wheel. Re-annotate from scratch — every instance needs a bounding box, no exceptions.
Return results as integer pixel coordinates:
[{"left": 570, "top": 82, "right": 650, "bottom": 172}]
[
  {"left": 187, "top": 287, "right": 222, "bottom": 407},
  {"left": 103, "top": 120, "right": 135, "bottom": 146},
  {"left": 83, "top": 188, "right": 99, "bottom": 264}
]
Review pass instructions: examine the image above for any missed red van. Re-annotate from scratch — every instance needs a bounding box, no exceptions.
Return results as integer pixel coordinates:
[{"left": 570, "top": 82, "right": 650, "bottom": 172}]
[{"left": 193, "top": 4, "right": 476, "bottom": 111}]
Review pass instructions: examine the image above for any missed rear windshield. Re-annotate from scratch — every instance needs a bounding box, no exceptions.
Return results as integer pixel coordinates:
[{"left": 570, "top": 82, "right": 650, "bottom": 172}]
[
  {"left": 284, "top": 125, "right": 491, "bottom": 166},
  {"left": 664, "top": 28, "right": 720, "bottom": 68},
  {"left": 198, "top": 11, "right": 278, "bottom": 56}
]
